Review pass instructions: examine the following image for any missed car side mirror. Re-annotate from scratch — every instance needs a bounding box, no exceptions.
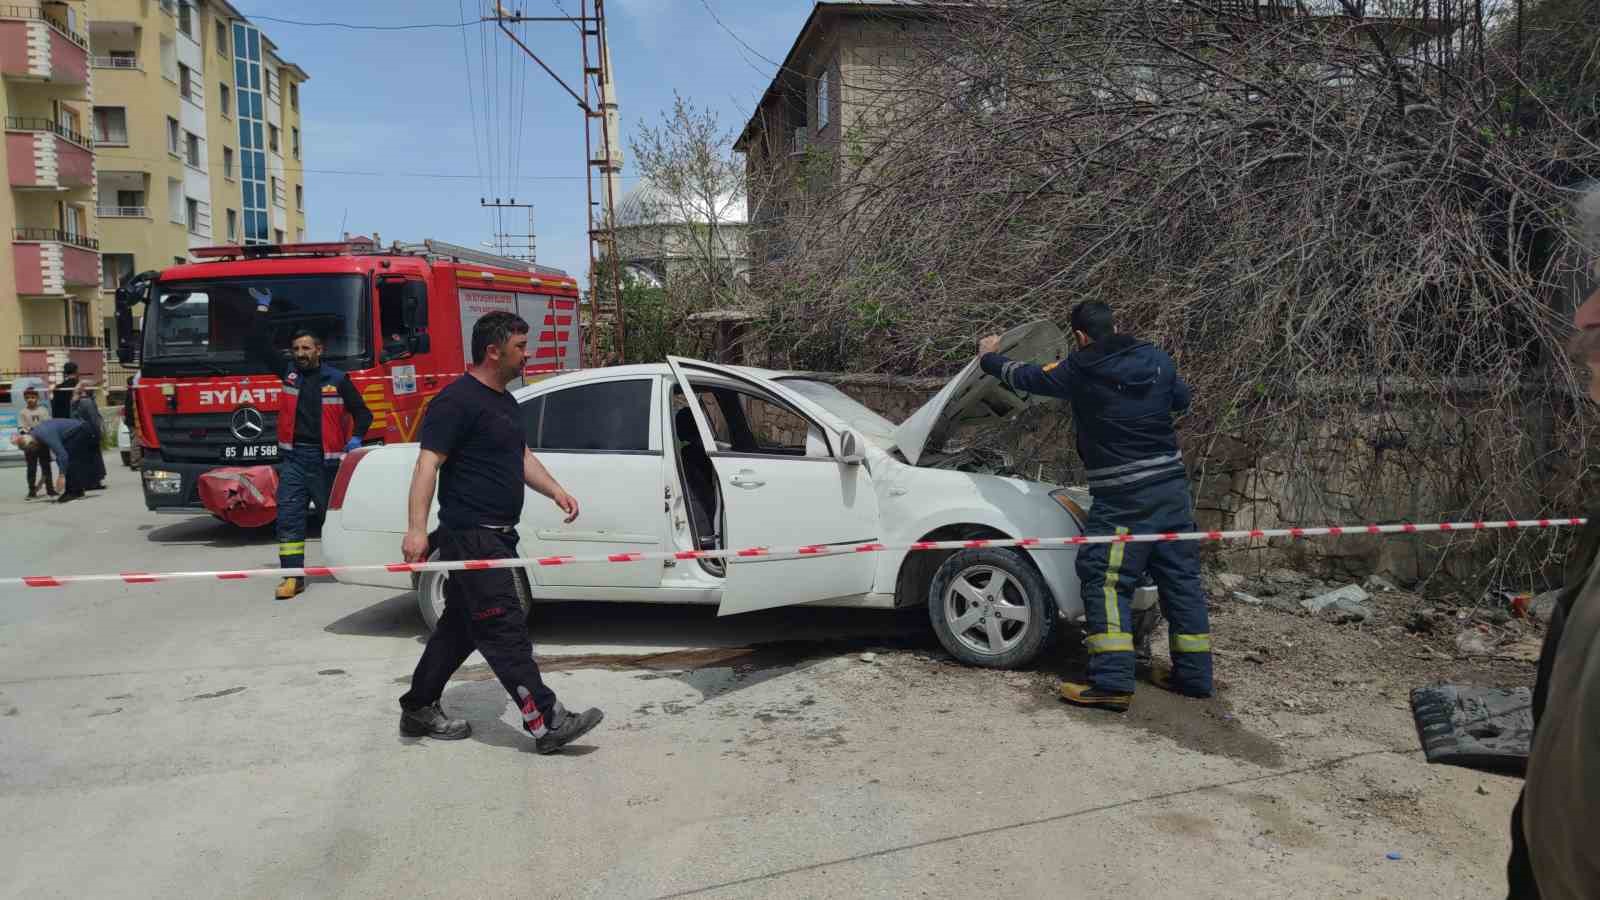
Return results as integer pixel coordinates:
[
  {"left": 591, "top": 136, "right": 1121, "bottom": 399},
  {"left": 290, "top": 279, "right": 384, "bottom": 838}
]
[{"left": 839, "top": 430, "right": 865, "bottom": 465}]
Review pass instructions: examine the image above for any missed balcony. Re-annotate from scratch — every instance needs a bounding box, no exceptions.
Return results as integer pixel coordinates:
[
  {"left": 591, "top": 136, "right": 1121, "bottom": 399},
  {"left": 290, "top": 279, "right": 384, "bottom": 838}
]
[
  {"left": 13, "top": 227, "right": 100, "bottom": 296},
  {"left": 0, "top": 5, "right": 90, "bottom": 86},
  {"left": 90, "top": 55, "right": 139, "bottom": 71},
  {"left": 97, "top": 205, "right": 148, "bottom": 218},
  {"left": 19, "top": 334, "right": 104, "bottom": 349},
  {"left": 5, "top": 116, "right": 93, "bottom": 189}
]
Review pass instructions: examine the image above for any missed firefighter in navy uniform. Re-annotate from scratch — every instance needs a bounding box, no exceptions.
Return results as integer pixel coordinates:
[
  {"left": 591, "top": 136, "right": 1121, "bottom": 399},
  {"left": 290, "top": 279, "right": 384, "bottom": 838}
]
[
  {"left": 978, "top": 301, "right": 1212, "bottom": 711},
  {"left": 248, "top": 287, "right": 373, "bottom": 599}
]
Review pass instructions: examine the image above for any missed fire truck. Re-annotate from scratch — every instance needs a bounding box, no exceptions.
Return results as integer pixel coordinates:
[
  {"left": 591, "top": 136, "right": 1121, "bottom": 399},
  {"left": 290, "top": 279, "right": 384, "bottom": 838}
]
[{"left": 114, "top": 238, "right": 581, "bottom": 514}]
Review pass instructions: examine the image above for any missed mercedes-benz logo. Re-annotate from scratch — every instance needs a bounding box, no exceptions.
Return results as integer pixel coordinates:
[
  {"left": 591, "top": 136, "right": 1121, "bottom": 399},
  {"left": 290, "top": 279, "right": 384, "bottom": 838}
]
[{"left": 230, "top": 406, "right": 265, "bottom": 441}]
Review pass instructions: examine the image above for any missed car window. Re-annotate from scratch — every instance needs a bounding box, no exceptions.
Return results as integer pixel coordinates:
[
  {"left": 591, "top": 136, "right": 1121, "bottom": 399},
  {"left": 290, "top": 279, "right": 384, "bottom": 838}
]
[
  {"left": 670, "top": 388, "right": 732, "bottom": 448},
  {"left": 733, "top": 391, "right": 812, "bottom": 456},
  {"left": 531, "top": 379, "right": 651, "bottom": 451}
]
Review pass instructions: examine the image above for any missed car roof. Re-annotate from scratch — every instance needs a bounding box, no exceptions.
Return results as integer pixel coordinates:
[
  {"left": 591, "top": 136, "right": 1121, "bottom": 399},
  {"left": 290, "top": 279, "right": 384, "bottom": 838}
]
[{"left": 518, "top": 362, "right": 798, "bottom": 392}]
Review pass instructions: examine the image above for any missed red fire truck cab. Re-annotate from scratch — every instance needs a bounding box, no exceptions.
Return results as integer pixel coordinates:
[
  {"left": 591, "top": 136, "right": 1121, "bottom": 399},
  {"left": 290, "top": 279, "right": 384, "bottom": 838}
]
[{"left": 115, "top": 238, "right": 581, "bottom": 515}]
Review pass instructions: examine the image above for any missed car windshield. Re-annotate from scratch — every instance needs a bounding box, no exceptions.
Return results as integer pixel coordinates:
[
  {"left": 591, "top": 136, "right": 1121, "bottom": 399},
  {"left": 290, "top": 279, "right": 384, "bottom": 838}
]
[
  {"left": 775, "top": 378, "right": 897, "bottom": 442},
  {"left": 142, "top": 274, "right": 370, "bottom": 373}
]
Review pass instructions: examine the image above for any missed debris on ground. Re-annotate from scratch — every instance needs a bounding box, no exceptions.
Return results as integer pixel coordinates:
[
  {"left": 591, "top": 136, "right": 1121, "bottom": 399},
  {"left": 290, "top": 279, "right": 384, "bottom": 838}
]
[
  {"left": 1302, "top": 584, "right": 1375, "bottom": 624},
  {"left": 858, "top": 652, "right": 878, "bottom": 663},
  {"left": 1529, "top": 590, "right": 1562, "bottom": 624},
  {"left": 1454, "top": 630, "right": 1495, "bottom": 657},
  {"left": 1364, "top": 574, "right": 1401, "bottom": 594}
]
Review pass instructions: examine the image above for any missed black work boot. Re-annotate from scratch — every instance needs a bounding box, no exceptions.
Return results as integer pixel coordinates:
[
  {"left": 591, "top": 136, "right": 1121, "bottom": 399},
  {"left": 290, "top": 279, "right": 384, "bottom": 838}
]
[
  {"left": 399, "top": 702, "right": 471, "bottom": 740},
  {"left": 534, "top": 701, "right": 604, "bottom": 755}
]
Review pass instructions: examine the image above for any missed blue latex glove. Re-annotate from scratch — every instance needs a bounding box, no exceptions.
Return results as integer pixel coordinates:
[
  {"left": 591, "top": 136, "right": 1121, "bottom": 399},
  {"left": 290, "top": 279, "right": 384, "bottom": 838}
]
[
  {"left": 249, "top": 287, "right": 272, "bottom": 312},
  {"left": 344, "top": 438, "right": 361, "bottom": 453}
]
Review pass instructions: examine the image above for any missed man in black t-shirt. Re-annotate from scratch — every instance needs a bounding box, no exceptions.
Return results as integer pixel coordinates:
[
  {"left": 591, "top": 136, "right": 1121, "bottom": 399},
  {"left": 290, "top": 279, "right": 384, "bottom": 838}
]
[{"left": 396, "top": 311, "right": 604, "bottom": 754}]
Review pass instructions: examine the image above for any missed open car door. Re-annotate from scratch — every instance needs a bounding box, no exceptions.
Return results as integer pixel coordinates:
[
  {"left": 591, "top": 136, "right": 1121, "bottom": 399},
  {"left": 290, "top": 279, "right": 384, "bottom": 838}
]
[{"left": 666, "top": 357, "right": 879, "bottom": 616}]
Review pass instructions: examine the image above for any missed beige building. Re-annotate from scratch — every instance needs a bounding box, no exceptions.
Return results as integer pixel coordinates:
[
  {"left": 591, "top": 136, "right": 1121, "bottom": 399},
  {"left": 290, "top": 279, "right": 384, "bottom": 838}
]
[
  {"left": 1, "top": 1, "right": 99, "bottom": 380},
  {"left": 0, "top": 0, "right": 306, "bottom": 384},
  {"left": 734, "top": 1, "right": 936, "bottom": 269},
  {"left": 90, "top": 0, "right": 307, "bottom": 380}
]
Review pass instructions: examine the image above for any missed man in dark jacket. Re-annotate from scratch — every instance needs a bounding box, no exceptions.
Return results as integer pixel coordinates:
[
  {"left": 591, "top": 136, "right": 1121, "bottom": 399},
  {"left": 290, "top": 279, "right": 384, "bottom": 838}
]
[
  {"left": 10, "top": 416, "right": 97, "bottom": 503},
  {"left": 247, "top": 289, "right": 373, "bottom": 599},
  {"left": 979, "top": 301, "right": 1210, "bottom": 711},
  {"left": 50, "top": 361, "right": 78, "bottom": 421}
]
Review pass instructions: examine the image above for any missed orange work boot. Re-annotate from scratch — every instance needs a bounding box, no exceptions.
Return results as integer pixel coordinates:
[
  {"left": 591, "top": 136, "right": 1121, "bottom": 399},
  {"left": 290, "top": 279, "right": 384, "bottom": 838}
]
[
  {"left": 1058, "top": 681, "right": 1132, "bottom": 712},
  {"left": 274, "top": 577, "right": 305, "bottom": 600}
]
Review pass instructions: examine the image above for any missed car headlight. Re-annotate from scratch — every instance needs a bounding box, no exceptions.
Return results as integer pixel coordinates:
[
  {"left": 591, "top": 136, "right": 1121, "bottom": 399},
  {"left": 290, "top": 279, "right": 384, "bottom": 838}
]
[
  {"left": 1050, "top": 489, "right": 1088, "bottom": 528},
  {"left": 143, "top": 469, "right": 183, "bottom": 495}
]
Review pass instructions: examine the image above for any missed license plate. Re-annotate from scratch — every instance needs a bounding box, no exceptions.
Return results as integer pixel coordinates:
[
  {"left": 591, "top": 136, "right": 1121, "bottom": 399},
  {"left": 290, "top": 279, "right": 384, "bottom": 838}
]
[{"left": 222, "top": 443, "right": 278, "bottom": 461}]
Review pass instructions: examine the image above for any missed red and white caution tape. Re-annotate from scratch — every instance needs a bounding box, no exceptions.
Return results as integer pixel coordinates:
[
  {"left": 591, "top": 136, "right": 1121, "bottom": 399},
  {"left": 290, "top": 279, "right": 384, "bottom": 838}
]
[{"left": 0, "top": 518, "right": 1585, "bottom": 589}]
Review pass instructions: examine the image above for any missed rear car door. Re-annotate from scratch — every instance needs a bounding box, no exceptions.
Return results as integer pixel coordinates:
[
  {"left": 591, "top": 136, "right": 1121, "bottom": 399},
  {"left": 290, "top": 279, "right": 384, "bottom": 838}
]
[
  {"left": 665, "top": 358, "right": 879, "bottom": 615},
  {"left": 517, "top": 377, "right": 668, "bottom": 589}
]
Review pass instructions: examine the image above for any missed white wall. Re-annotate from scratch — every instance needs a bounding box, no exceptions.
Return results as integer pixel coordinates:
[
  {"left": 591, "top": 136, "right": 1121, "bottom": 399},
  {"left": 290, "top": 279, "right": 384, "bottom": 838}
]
[
  {"left": 264, "top": 60, "right": 286, "bottom": 240},
  {"left": 177, "top": 8, "right": 210, "bottom": 247}
]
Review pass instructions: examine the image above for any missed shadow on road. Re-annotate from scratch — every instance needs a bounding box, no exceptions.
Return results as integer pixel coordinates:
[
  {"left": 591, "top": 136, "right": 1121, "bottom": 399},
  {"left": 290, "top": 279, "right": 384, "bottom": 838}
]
[
  {"left": 325, "top": 592, "right": 428, "bottom": 641},
  {"left": 144, "top": 515, "right": 281, "bottom": 548}
]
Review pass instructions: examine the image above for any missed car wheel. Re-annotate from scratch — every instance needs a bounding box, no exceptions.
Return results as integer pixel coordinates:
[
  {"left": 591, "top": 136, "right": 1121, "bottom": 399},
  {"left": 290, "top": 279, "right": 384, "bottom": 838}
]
[
  {"left": 416, "top": 552, "right": 534, "bottom": 632},
  {"left": 928, "top": 548, "right": 1057, "bottom": 669}
]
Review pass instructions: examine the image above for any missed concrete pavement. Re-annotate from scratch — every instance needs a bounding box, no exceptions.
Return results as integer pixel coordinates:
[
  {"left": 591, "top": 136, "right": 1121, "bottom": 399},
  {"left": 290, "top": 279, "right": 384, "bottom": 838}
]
[{"left": 0, "top": 458, "right": 1521, "bottom": 898}]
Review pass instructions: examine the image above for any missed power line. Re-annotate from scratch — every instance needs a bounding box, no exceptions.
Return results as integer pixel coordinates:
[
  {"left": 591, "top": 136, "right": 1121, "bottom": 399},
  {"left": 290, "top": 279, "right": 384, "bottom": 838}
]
[
  {"left": 91, "top": 152, "right": 638, "bottom": 181},
  {"left": 696, "top": 0, "right": 786, "bottom": 70},
  {"left": 459, "top": 0, "right": 489, "bottom": 201},
  {"left": 237, "top": 13, "right": 491, "bottom": 31}
]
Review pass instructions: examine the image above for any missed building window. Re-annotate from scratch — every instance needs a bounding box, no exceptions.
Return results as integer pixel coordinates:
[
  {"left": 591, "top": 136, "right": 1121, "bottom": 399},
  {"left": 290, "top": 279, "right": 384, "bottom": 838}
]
[
  {"left": 295, "top": 184, "right": 303, "bottom": 210},
  {"left": 292, "top": 127, "right": 300, "bottom": 159},
  {"left": 178, "top": 63, "right": 193, "bottom": 101},
  {"left": 102, "top": 254, "right": 136, "bottom": 291},
  {"left": 92, "top": 107, "right": 128, "bottom": 145},
  {"left": 185, "top": 132, "right": 201, "bottom": 168},
  {"left": 817, "top": 68, "right": 830, "bottom": 131},
  {"left": 222, "top": 146, "right": 234, "bottom": 179},
  {"left": 70, "top": 302, "right": 91, "bottom": 339},
  {"left": 274, "top": 229, "right": 285, "bottom": 245},
  {"left": 269, "top": 125, "right": 280, "bottom": 153},
  {"left": 219, "top": 83, "right": 230, "bottom": 117},
  {"left": 186, "top": 198, "right": 199, "bottom": 233},
  {"left": 215, "top": 18, "right": 228, "bottom": 55},
  {"left": 289, "top": 81, "right": 299, "bottom": 110},
  {"left": 226, "top": 209, "right": 238, "bottom": 241},
  {"left": 271, "top": 176, "right": 285, "bottom": 208},
  {"left": 167, "top": 117, "right": 180, "bottom": 155},
  {"left": 167, "top": 178, "right": 183, "bottom": 223},
  {"left": 177, "top": 1, "right": 193, "bottom": 36},
  {"left": 265, "top": 68, "right": 278, "bottom": 102},
  {"left": 296, "top": 228, "right": 305, "bottom": 242}
]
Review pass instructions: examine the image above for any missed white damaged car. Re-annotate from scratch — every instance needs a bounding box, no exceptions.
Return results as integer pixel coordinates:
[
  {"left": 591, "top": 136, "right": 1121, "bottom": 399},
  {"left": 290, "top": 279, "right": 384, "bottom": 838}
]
[{"left": 322, "top": 321, "right": 1158, "bottom": 669}]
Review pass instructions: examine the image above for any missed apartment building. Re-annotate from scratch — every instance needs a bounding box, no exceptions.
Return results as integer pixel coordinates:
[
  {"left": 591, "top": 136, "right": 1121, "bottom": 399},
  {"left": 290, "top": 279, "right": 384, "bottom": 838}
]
[
  {"left": 89, "top": 0, "right": 306, "bottom": 364},
  {"left": 0, "top": 0, "right": 100, "bottom": 379}
]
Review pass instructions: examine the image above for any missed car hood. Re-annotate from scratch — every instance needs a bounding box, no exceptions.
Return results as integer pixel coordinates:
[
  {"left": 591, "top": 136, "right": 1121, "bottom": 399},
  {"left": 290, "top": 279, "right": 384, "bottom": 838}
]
[{"left": 891, "top": 320, "right": 1066, "bottom": 466}]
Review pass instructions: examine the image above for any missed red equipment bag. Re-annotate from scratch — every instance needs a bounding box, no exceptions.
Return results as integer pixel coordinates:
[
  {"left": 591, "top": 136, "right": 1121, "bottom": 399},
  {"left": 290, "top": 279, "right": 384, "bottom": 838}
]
[{"left": 198, "top": 465, "right": 279, "bottom": 528}]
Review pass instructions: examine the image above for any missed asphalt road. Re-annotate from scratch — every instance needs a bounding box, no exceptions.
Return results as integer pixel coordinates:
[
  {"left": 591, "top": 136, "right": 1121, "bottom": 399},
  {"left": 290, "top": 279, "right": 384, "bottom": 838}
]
[{"left": 0, "top": 457, "right": 1520, "bottom": 899}]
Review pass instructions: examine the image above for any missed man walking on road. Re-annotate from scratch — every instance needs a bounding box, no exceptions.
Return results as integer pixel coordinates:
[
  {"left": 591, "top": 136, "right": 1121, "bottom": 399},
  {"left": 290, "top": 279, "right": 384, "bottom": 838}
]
[
  {"left": 978, "top": 301, "right": 1212, "bottom": 711},
  {"left": 397, "top": 310, "right": 604, "bottom": 754},
  {"left": 50, "top": 361, "right": 78, "bottom": 421},
  {"left": 248, "top": 289, "right": 373, "bottom": 599}
]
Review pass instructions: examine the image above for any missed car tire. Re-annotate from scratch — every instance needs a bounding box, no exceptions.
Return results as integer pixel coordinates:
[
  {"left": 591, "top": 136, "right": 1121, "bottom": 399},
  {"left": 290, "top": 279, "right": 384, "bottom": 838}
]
[
  {"left": 928, "top": 548, "right": 1057, "bottom": 669},
  {"left": 416, "top": 551, "right": 534, "bottom": 632}
]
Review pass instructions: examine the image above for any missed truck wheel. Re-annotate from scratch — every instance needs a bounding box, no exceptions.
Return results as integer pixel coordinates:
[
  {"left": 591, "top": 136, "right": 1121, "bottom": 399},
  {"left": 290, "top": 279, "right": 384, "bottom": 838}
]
[
  {"left": 928, "top": 548, "right": 1056, "bottom": 669},
  {"left": 416, "top": 552, "right": 534, "bottom": 632}
]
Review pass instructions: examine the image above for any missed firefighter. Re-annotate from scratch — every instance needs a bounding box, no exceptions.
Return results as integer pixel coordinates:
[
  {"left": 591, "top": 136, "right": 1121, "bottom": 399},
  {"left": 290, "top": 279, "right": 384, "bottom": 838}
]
[
  {"left": 248, "top": 288, "right": 373, "bottom": 599},
  {"left": 978, "top": 301, "right": 1212, "bottom": 711}
]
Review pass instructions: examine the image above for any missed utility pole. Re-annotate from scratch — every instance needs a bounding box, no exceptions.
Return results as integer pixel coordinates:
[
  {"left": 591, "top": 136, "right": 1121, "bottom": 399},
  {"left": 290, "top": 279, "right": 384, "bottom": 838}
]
[
  {"left": 491, "top": 2, "right": 625, "bottom": 364},
  {"left": 480, "top": 197, "right": 537, "bottom": 263}
]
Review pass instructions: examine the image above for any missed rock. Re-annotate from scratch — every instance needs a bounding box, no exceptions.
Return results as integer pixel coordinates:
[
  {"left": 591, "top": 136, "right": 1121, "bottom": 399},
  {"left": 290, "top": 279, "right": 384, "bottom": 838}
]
[
  {"left": 858, "top": 652, "right": 878, "bottom": 663},
  {"left": 1455, "top": 631, "right": 1495, "bottom": 657},
  {"left": 1405, "top": 610, "right": 1443, "bottom": 634},
  {"left": 1244, "top": 651, "right": 1267, "bottom": 664},
  {"left": 1364, "top": 575, "right": 1400, "bottom": 593},
  {"left": 1497, "top": 638, "right": 1543, "bottom": 663},
  {"left": 1232, "top": 591, "right": 1266, "bottom": 606},
  {"left": 1266, "top": 568, "right": 1311, "bottom": 585},
  {"left": 1302, "top": 584, "right": 1372, "bottom": 613},
  {"left": 1476, "top": 784, "right": 1490, "bottom": 796},
  {"left": 1302, "top": 585, "right": 1374, "bottom": 623}
]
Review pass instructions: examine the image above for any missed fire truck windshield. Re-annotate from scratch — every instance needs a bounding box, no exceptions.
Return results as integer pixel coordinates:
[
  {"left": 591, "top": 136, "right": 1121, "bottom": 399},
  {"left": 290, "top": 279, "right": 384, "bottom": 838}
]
[{"left": 141, "top": 274, "right": 371, "bottom": 374}]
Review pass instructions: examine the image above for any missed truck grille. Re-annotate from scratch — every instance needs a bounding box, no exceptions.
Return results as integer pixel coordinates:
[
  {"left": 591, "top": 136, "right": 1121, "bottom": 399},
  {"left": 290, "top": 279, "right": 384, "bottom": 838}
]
[{"left": 152, "top": 412, "right": 280, "bottom": 462}]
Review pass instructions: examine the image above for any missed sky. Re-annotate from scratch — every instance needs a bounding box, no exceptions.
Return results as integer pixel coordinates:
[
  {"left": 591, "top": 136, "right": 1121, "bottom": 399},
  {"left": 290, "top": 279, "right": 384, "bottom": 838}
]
[{"left": 243, "top": 0, "right": 815, "bottom": 281}]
